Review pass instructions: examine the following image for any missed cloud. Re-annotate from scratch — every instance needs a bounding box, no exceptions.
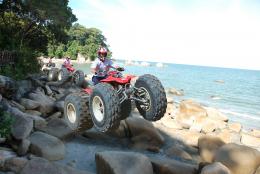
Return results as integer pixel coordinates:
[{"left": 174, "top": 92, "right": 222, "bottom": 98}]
[{"left": 70, "top": 0, "right": 260, "bottom": 70}]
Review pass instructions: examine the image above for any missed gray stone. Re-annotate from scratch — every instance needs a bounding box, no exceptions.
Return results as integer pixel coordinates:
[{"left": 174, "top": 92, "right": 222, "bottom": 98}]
[
  {"left": 54, "top": 101, "right": 64, "bottom": 112},
  {"left": 4, "top": 157, "right": 28, "bottom": 173},
  {"left": 39, "top": 118, "right": 73, "bottom": 140},
  {"left": 214, "top": 143, "right": 260, "bottom": 174},
  {"left": 20, "top": 98, "right": 40, "bottom": 110},
  {"left": 11, "top": 112, "right": 33, "bottom": 140},
  {"left": 201, "top": 162, "right": 231, "bottom": 174},
  {"left": 151, "top": 158, "right": 198, "bottom": 174},
  {"left": 29, "top": 131, "right": 65, "bottom": 161},
  {"left": 96, "top": 151, "right": 153, "bottom": 174},
  {"left": 20, "top": 157, "right": 93, "bottom": 174},
  {"left": 0, "top": 149, "right": 17, "bottom": 170},
  {"left": 17, "top": 139, "right": 31, "bottom": 156},
  {"left": 25, "top": 110, "right": 42, "bottom": 116}
]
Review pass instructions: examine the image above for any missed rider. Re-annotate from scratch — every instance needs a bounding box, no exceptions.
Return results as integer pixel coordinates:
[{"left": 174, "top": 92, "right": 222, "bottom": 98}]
[
  {"left": 63, "top": 57, "right": 71, "bottom": 67},
  {"left": 91, "top": 46, "right": 123, "bottom": 85}
]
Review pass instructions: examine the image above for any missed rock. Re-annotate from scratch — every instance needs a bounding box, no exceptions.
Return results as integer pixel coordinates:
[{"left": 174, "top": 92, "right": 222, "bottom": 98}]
[
  {"left": 15, "top": 80, "right": 33, "bottom": 100},
  {"left": 95, "top": 151, "right": 153, "bottom": 174},
  {"left": 201, "top": 162, "right": 231, "bottom": 174},
  {"left": 9, "top": 100, "right": 25, "bottom": 112},
  {"left": 214, "top": 143, "right": 260, "bottom": 174},
  {"left": 168, "top": 88, "right": 184, "bottom": 96},
  {"left": 249, "top": 129, "right": 260, "bottom": 138},
  {"left": 161, "top": 114, "right": 183, "bottom": 129},
  {"left": 4, "top": 157, "right": 28, "bottom": 173},
  {"left": 228, "top": 122, "right": 242, "bottom": 133},
  {"left": 214, "top": 80, "right": 225, "bottom": 83},
  {"left": 46, "top": 112, "right": 62, "bottom": 121},
  {"left": 39, "top": 118, "right": 73, "bottom": 140},
  {"left": 165, "top": 146, "right": 193, "bottom": 160},
  {"left": 20, "top": 157, "right": 92, "bottom": 174},
  {"left": 211, "top": 129, "right": 241, "bottom": 144},
  {"left": 205, "top": 107, "right": 228, "bottom": 122},
  {"left": 28, "top": 91, "right": 55, "bottom": 116},
  {"left": 125, "top": 117, "right": 164, "bottom": 152},
  {"left": 20, "top": 98, "right": 40, "bottom": 110},
  {"left": 0, "top": 149, "right": 17, "bottom": 170},
  {"left": 151, "top": 158, "right": 198, "bottom": 174},
  {"left": 255, "top": 166, "right": 260, "bottom": 174},
  {"left": 0, "top": 75, "right": 16, "bottom": 98},
  {"left": 25, "top": 110, "right": 42, "bottom": 116},
  {"left": 29, "top": 131, "right": 65, "bottom": 161},
  {"left": 17, "top": 139, "right": 31, "bottom": 156},
  {"left": 198, "top": 135, "right": 225, "bottom": 162},
  {"left": 28, "top": 115, "right": 47, "bottom": 130},
  {"left": 241, "top": 133, "right": 260, "bottom": 147},
  {"left": 54, "top": 101, "right": 64, "bottom": 112},
  {"left": 167, "top": 97, "right": 174, "bottom": 104},
  {"left": 11, "top": 113, "right": 33, "bottom": 140},
  {"left": 175, "top": 100, "right": 207, "bottom": 129}
]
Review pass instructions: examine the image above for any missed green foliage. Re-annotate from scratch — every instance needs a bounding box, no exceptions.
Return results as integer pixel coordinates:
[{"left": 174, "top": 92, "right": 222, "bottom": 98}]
[
  {"left": 0, "top": 49, "right": 40, "bottom": 80},
  {"left": 0, "top": 109, "right": 13, "bottom": 138},
  {"left": 48, "top": 23, "right": 112, "bottom": 61}
]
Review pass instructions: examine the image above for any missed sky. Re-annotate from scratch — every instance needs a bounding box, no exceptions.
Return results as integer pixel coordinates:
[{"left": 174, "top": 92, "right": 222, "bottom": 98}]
[{"left": 69, "top": 0, "right": 260, "bottom": 70}]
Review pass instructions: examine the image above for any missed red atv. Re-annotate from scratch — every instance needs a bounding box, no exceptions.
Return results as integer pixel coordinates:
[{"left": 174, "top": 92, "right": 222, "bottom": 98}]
[
  {"left": 63, "top": 68, "right": 167, "bottom": 133},
  {"left": 57, "top": 64, "right": 85, "bottom": 86}
]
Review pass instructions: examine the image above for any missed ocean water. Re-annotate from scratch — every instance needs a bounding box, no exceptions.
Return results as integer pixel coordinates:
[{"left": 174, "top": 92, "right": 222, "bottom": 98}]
[{"left": 73, "top": 61, "right": 260, "bottom": 129}]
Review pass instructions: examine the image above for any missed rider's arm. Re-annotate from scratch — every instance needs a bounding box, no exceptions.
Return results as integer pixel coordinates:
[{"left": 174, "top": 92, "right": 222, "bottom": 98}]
[{"left": 91, "top": 59, "right": 99, "bottom": 74}]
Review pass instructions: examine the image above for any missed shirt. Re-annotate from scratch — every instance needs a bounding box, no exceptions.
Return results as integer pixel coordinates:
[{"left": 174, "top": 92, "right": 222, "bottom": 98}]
[{"left": 91, "top": 58, "right": 114, "bottom": 77}]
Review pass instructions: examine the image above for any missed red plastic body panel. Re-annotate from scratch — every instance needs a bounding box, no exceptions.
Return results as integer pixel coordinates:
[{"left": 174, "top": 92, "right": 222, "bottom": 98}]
[
  {"left": 64, "top": 64, "right": 75, "bottom": 72},
  {"left": 100, "top": 71, "right": 135, "bottom": 84}
]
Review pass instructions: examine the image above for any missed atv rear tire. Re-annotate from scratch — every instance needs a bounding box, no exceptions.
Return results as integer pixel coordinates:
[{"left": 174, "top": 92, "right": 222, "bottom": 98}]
[
  {"left": 58, "top": 68, "right": 69, "bottom": 81},
  {"left": 120, "top": 99, "right": 132, "bottom": 120},
  {"left": 64, "top": 93, "right": 93, "bottom": 133},
  {"left": 47, "top": 68, "right": 59, "bottom": 81},
  {"left": 73, "top": 70, "right": 85, "bottom": 87},
  {"left": 134, "top": 74, "right": 167, "bottom": 121},
  {"left": 89, "top": 83, "right": 121, "bottom": 132}
]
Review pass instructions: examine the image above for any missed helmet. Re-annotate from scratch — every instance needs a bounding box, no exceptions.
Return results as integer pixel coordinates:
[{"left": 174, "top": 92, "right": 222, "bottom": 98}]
[{"left": 98, "top": 47, "right": 107, "bottom": 57}]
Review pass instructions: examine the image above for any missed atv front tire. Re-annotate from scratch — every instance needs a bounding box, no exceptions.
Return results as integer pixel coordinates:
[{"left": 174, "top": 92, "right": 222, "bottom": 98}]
[
  {"left": 134, "top": 74, "right": 167, "bottom": 121},
  {"left": 64, "top": 93, "right": 93, "bottom": 133},
  {"left": 73, "top": 70, "right": 85, "bottom": 87},
  {"left": 47, "top": 68, "right": 59, "bottom": 81},
  {"left": 58, "top": 68, "right": 69, "bottom": 81},
  {"left": 89, "top": 83, "right": 121, "bottom": 132}
]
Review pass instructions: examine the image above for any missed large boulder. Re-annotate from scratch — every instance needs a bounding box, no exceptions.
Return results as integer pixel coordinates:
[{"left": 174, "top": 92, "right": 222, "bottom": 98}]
[
  {"left": 165, "top": 146, "right": 192, "bottom": 160},
  {"left": 204, "top": 107, "right": 228, "bottom": 122},
  {"left": 198, "top": 135, "right": 225, "bottom": 162},
  {"left": 17, "top": 139, "right": 31, "bottom": 156},
  {"left": 209, "top": 128, "right": 241, "bottom": 144},
  {"left": 124, "top": 117, "right": 165, "bottom": 151},
  {"left": 175, "top": 100, "right": 207, "bottom": 128},
  {"left": 0, "top": 75, "right": 16, "bottom": 98},
  {"left": 241, "top": 133, "right": 260, "bottom": 148},
  {"left": 38, "top": 118, "right": 73, "bottom": 140},
  {"left": 4, "top": 157, "right": 28, "bottom": 173},
  {"left": 200, "top": 162, "right": 231, "bottom": 174},
  {"left": 0, "top": 149, "right": 17, "bottom": 170},
  {"left": 214, "top": 143, "right": 260, "bottom": 174},
  {"left": 29, "top": 131, "right": 65, "bottom": 161},
  {"left": 20, "top": 157, "right": 93, "bottom": 174},
  {"left": 15, "top": 80, "right": 33, "bottom": 100},
  {"left": 151, "top": 158, "right": 198, "bottom": 174},
  {"left": 11, "top": 111, "right": 33, "bottom": 140},
  {"left": 28, "top": 91, "right": 55, "bottom": 116},
  {"left": 228, "top": 122, "right": 242, "bottom": 133},
  {"left": 19, "top": 98, "right": 40, "bottom": 110},
  {"left": 249, "top": 129, "right": 260, "bottom": 138},
  {"left": 95, "top": 151, "right": 153, "bottom": 174}
]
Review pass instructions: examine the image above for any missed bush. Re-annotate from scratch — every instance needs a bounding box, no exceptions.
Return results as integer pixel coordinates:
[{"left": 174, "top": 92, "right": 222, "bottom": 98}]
[
  {"left": 0, "top": 49, "right": 40, "bottom": 80},
  {"left": 0, "top": 109, "right": 13, "bottom": 138}
]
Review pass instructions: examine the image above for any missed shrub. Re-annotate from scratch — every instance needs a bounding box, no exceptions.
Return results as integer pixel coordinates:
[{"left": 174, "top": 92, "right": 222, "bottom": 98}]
[{"left": 0, "top": 109, "right": 13, "bottom": 138}]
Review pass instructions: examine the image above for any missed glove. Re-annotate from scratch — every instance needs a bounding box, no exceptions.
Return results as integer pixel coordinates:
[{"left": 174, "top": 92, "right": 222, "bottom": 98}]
[{"left": 116, "top": 67, "right": 125, "bottom": 71}]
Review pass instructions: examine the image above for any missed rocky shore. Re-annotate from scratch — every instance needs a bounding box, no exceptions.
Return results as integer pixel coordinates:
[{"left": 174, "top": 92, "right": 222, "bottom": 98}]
[{"left": 0, "top": 73, "right": 260, "bottom": 174}]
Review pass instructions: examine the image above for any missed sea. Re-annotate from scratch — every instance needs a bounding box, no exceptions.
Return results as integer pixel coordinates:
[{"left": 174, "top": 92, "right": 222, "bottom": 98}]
[{"left": 73, "top": 60, "right": 260, "bottom": 129}]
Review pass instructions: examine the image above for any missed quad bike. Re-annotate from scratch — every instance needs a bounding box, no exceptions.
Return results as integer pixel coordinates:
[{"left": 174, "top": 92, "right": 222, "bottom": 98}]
[
  {"left": 57, "top": 64, "right": 85, "bottom": 87},
  {"left": 42, "top": 63, "right": 59, "bottom": 81},
  {"left": 64, "top": 68, "right": 167, "bottom": 133}
]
